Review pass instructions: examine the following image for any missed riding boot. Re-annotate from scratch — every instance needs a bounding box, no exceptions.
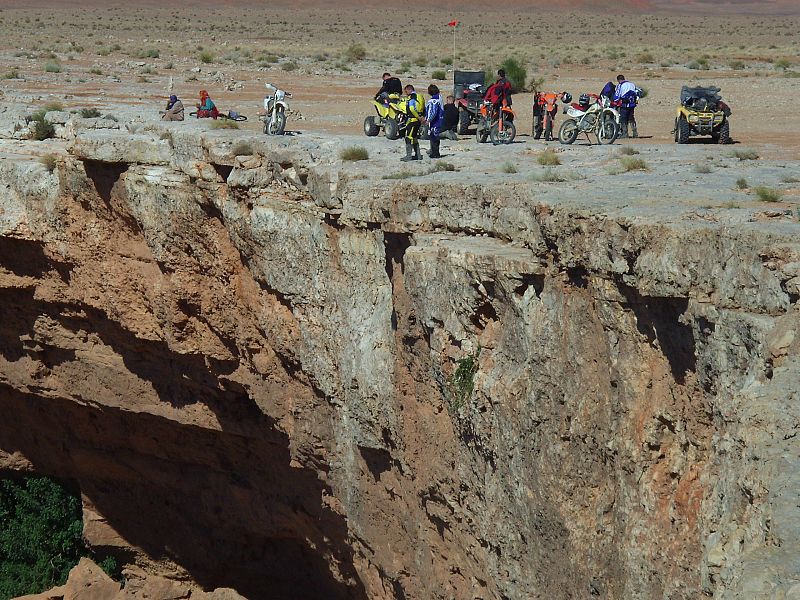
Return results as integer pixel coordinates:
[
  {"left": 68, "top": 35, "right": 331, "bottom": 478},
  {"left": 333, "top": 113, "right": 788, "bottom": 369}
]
[
  {"left": 430, "top": 138, "right": 441, "bottom": 159},
  {"left": 413, "top": 141, "right": 422, "bottom": 160},
  {"left": 400, "top": 140, "right": 414, "bottom": 162},
  {"left": 631, "top": 121, "right": 638, "bottom": 138}
]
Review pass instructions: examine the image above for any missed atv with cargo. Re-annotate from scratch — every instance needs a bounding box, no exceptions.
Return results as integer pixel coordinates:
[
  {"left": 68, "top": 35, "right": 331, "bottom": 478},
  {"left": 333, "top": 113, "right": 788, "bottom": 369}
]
[
  {"left": 674, "top": 85, "right": 732, "bottom": 144},
  {"left": 454, "top": 70, "right": 486, "bottom": 135}
]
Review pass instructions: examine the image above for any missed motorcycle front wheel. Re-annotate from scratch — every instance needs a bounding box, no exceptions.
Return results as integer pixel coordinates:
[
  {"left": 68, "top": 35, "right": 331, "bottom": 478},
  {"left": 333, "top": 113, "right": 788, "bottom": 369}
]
[
  {"left": 597, "top": 116, "right": 618, "bottom": 144},
  {"left": 269, "top": 110, "right": 287, "bottom": 135},
  {"left": 558, "top": 119, "right": 579, "bottom": 145},
  {"left": 490, "top": 119, "right": 516, "bottom": 145}
]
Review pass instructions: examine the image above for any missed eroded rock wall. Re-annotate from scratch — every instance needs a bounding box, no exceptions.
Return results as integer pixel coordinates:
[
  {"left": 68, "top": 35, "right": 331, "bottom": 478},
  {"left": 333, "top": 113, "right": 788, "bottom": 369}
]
[{"left": 1, "top": 128, "right": 798, "bottom": 599}]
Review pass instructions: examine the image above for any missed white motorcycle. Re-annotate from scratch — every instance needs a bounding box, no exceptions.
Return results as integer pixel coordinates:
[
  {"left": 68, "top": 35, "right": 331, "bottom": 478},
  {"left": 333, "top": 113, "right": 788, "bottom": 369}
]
[
  {"left": 261, "top": 83, "right": 291, "bottom": 135},
  {"left": 558, "top": 94, "right": 619, "bottom": 145}
]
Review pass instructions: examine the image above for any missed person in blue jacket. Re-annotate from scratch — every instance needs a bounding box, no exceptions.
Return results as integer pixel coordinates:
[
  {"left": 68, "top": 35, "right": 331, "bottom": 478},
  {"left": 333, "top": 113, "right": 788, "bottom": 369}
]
[
  {"left": 613, "top": 74, "right": 641, "bottom": 138},
  {"left": 424, "top": 84, "right": 445, "bottom": 159}
]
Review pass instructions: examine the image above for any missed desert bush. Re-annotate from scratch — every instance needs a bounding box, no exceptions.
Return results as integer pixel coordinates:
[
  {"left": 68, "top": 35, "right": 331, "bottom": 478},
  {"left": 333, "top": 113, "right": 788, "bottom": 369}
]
[
  {"left": 687, "top": 58, "right": 710, "bottom": 70},
  {"left": 397, "top": 61, "right": 411, "bottom": 74},
  {"left": 28, "top": 114, "right": 55, "bottom": 141},
  {"left": 780, "top": 175, "right": 800, "bottom": 183},
  {"left": 449, "top": 348, "right": 480, "bottom": 411},
  {"left": 280, "top": 61, "right": 298, "bottom": 71},
  {"left": 501, "top": 162, "right": 518, "bottom": 173},
  {"left": 618, "top": 146, "right": 639, "bottom": 155},
  {"left": 39, "top": 154, "right": 57, "bottom": 172},
  {"left": 344, "top": 43, "right": 366, "bottom": 62},
  {"left": 774, "top": 58, "right": 791, "bottom": 70},
  {"left": 44, "top": 62, "right": 61, "bottom": 73},
  {"left": 232, "top": 141, "right": 253, "bottom": 156},
  {"left": 619, "top": 157, "right": 649, "bottom": 171},
  {"left": 636, "top": 51, "right": 655, "bottom": 64},
  {"left": 79, "top": 108, "right": 101, "bottom": 118},
  {"left": 729, "top": 60, "right": 745, "bottom": 70},
  {"left": 3, "top": 69, "right": 20, "bottom": 79},
  {"left": 139, "top": 48, "right": 159, "bottom": 59},
  {"left": 441, "top": 57, "right": 453, "bottom": 66},
  {"left": 414, "top": 56, "right": 428, "bottom": 67},
  {"left": 89, "top": 68, "right": 102, "bottom": 75},
  {"left": 210, "top": 120, "right": 239, "bottom": 130},
  {"left": 431, "top": 161, "right": 456, "bottom": 172},
  {"left": 730, "top": 149, "right": 759, "bottom": 161},
  {"left": 736, "top": 177, "right": 749, "bottom": 189},
  {"left": 754, "top": 186, "right": 782, "bottom": 202},
  {"left": 199, "top": 50, "right": 214, "bottom": 64},
  {"left": 537, "top": 149, "right": 561, "bottom": 166},
  {"left": 532, "top": 168, "right": 565, "bottom": 182},
  {"left": 431, "top": 70, "right": 446, "bottom": 80},
  {"left": 693, "top": 164, "right": 713, "bottom": 173},
  {"left": 340, "top": 146, "right": 369, "bottom": 162},
  {"left": 500, "top": 57, "right": 527, "bottom": 92}
]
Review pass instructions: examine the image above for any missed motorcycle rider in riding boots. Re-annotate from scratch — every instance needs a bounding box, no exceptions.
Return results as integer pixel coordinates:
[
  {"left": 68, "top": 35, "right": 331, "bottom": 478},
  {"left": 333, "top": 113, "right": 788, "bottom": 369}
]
[
  {"left": 424, "top": 84, "right": 445, "bottom": 159},
  {"left": 401, "top": 84, "right": 424, "bottom": 162}
]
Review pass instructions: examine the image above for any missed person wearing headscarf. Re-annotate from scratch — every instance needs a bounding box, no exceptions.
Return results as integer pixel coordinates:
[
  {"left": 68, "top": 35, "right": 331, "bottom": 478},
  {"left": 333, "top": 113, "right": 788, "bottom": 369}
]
[{"left": 161, "top": 94, "right": 184, "bottom": 121}]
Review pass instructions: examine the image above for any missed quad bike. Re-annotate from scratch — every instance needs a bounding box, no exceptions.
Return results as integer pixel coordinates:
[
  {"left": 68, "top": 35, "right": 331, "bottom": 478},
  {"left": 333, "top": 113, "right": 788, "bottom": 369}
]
[
  {"left": 533, "top": 91, "right": 566, "bottom": 140},
  {"left": 476, "top": 99, "right": 516, "bottom": 145},
  {"left": 261, "top": 83, "right": 291, "bottom": 135},
  {"left": 673, "top": 85, "right": 731, "bottom": 144},
  {"left": 558, "top": 94, "right": 619, "bottom": 145},
  {"left": 364, "top": 93, "right": 428, "bottom": 140},
  {"left": 453, "top": 70, "right": 486, "bottom": 134}
]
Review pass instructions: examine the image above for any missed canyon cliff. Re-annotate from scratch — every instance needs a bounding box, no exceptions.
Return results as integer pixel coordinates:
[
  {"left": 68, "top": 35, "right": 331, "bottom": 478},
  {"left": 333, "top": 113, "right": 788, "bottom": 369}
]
[{"left": 1, "top": 122, "right": 798, "bottom": 599}]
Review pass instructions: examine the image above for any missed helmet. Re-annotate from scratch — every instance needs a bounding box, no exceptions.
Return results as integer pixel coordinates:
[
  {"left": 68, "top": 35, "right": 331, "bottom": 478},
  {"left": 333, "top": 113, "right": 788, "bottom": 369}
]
[
  {"left": 579, "top": 94, "right": 590, "bottom": 106},
  {"left": 561, "top": 92, "right": 572, "bottom": 104}
]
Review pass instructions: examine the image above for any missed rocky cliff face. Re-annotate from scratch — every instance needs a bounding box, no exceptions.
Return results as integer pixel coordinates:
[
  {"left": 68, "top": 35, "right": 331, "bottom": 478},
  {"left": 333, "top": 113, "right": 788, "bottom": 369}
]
[{"left": 1, "top": 125, "right": 798, "bottom": 599}]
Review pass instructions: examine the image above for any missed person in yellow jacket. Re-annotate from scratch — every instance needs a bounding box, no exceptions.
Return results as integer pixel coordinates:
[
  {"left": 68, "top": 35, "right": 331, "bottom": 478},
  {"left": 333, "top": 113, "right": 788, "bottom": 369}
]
[{"left": 401, "top": 84, "right": 424, "bottom": 162}]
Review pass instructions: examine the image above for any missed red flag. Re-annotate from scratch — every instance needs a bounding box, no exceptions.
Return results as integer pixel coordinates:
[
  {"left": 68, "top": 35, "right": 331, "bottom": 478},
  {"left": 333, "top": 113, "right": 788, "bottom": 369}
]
[{"left": 447, "top": 20, "right": 458, "bottom": 27}]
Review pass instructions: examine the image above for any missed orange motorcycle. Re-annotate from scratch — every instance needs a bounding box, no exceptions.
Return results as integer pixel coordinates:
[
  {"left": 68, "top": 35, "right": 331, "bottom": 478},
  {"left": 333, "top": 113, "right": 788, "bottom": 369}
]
[
  {"left": 533, "top": 91, "right": 563, "bottom": 140},
  {"left": 476, "top": 99, "right": 516, "bottom": 145}
]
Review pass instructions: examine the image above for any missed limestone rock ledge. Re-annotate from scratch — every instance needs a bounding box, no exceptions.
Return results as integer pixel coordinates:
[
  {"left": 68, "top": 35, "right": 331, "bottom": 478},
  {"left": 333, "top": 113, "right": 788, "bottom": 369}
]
[{"left": 0, "top": 126, "right": 798, "bottom": 600}]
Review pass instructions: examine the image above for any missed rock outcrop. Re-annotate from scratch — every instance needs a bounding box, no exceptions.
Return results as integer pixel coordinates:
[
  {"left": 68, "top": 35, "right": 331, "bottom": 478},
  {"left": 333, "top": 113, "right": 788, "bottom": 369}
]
[{"left": 1, "top": 124, "right": 798, "bottom": 599}]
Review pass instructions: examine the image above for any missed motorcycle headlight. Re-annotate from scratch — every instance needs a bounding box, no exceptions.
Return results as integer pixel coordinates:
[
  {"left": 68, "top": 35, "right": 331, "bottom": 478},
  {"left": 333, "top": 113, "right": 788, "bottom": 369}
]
[{"left": 688, "top": 115, "right": 699, "bottom": 123}]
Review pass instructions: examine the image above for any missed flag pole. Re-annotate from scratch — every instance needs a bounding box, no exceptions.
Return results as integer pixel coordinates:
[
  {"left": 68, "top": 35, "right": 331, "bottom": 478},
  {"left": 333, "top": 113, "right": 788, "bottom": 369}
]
[{"left": 453, "top": 24, "right": 456, "bottom": 70}]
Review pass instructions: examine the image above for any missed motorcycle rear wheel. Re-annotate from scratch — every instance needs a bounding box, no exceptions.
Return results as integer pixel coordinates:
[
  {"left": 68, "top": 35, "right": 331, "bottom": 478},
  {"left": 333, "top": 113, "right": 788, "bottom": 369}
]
[{"left": 558, "top": 119, "right": 579, "bottom": 145}]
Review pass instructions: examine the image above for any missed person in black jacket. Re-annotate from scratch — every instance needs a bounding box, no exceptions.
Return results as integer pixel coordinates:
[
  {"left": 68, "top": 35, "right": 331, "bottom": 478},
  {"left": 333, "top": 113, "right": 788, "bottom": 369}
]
[
  {"left": 375, "top": 72, "right": 403, "bottom": 100},
  {"left": 440, "top": 95, "right": 459, "bottom": 140}
]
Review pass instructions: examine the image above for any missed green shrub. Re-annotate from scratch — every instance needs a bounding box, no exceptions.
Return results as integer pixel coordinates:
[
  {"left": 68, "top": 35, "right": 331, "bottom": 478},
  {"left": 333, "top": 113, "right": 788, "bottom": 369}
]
[
  {"left": 441, "top": 57, "right": 453, "bottom": 66},
  {"left": 431, "top": 70, "right": 446, "bottom": 80},
  {"left": 199, "top": 50, "right": 214, "bottom": 64},
  {"left": 618, "top": 146, "right": 639, "bottom": 156},
  {"left": 450, "top": 348, "right": 480, "bottom": 410},
  {"left": 693, "top": 164, "right": 713, "bottom": 173},
  {"left": 79, "top": 108, "right": 101, "bottom": 118},
  {"left": 44, "top": 62, "right": 61, "bottom": 73},
  {"left": 636, "top": 51, "right": 655, "bottom": 64},
  {"left": 500, "top": 162, "right": 518, "bottom": 173},
  {"left": 280, "top": 60, "right": 298, "bottom": 71},
  {"left": 89, "top": 68, "right": 102, "bottom": 75},
  {"left": 29, "top": 117, "right": 55, "bottom": 141},
  {"left": 754, "top": 186, "right": 782, "bottom": 202},
  {"left": 431, "top": 161, "right": 456, "bottom": 172},
  {"left": 736, "top": 177, "right": 749, "bottom": 189},
  {"left": 3, "top": 69, "right": 20, "bottom": 79},
  {"left": 397, "top": 61, "right": 411, "bottom": 74},
  {"left": 774, "top": 58, "right": 791, "bottom": 71},
  {"left": 139, "top": 48, "right": 159, "bottom": 59},
  {"left": 499, "top": 57, "right": 527, "bottom": 92},
  {"left": 344, "top": 43, "right": 366, "bottom": 62},
  {"left": 729, "top": 60, "right": 745, "bottom": 70},
  {"left": 414, "top": 56, "right": 427, "bottom": 67},
  {"left": 0, "top": 476, "right": 84, "bottom": 598},
  {"left": 340, "top": 146, "right": 369, "bottom": 162},
  {"left": 537, "top": 149, "right": 561, "bottom": 166}
]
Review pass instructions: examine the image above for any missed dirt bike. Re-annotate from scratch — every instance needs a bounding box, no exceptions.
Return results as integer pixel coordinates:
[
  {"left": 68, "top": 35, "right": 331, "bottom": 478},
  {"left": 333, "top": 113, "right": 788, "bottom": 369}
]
[
  {"left": 261, "top": 83, "right": 291, "bottom": 135},
  {"left": 558, "top": 94, "right": 619, "bottom": 145},
  {"left": 533, "top": 92, "right": 563, "bottom": 140},
  {"left": 475, "top": 100, "right": 516, "bottom": 145}
]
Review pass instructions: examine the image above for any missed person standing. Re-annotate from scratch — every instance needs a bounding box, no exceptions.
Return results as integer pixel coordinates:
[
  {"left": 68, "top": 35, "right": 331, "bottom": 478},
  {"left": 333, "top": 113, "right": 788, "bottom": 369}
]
[
  {"left": 613, "top": 74, "right": 641, "bottom": 138},
  {"left": 401, "top": 84, "right": 424, "bottom": 162},
  {"left": 441, "top": 95, "right": 459, "bottom": 140},
  {"left": 424, "top": 84, "right": 445, "bottom": 158}
]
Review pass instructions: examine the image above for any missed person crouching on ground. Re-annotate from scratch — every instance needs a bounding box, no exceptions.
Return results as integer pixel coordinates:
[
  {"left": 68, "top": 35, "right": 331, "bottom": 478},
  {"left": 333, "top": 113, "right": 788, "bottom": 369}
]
[
  {"left": 440, "top": 95, "right": 459, "bottom": 140},
  {"left": 424, "top": 85, "right": 445, "bottom": 159},
  {"left": 196, "top": 90, "right": 219, "bottom": 119},
  {"left": 613, "top": 74, "right": 641, "bottom": 138},
  {"left": 401, "top": 84, "right": 424, "bottom": 162},
  {"left": 161, "top": 95, "right": 184, "bottom": 121}
]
